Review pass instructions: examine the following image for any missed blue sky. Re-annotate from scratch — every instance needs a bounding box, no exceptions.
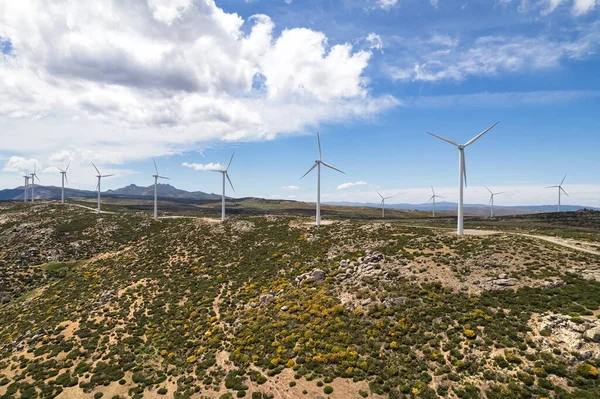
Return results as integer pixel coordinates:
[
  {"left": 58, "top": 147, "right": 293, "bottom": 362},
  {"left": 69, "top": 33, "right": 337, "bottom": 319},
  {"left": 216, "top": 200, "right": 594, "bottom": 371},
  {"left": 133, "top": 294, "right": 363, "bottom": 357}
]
[{"left": 1, "top": 0, "right": 599, "bottom": 206}]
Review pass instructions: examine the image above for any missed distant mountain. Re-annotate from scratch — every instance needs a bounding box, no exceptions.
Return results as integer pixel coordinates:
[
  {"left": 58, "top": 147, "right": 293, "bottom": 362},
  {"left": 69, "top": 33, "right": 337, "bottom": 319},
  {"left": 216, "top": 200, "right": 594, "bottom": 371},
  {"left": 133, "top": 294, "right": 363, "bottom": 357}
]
[
  {"left": 324, "top": 201, "right": 599, "bottom": 216},
  {"left": 0, "top": 184, "right": 221, "bottom": 201}
]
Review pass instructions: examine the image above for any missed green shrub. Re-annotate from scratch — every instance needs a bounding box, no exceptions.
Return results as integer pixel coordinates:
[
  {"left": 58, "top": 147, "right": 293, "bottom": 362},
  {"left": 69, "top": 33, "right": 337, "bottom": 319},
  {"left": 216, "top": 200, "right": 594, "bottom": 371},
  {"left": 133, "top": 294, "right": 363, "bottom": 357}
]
[{"left": 324, "top": 386, "right": 333, "bottom": 394}]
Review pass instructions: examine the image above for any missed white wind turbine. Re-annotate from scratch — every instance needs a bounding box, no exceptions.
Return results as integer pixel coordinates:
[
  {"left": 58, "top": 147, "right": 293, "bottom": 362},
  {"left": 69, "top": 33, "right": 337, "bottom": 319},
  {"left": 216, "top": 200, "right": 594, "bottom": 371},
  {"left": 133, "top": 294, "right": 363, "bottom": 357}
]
[
  {"left": 22, "top": 169, "right": 30, "bottom": 202},
  {"left": 30, "top": 164, "right": 40, "bottom": 203},
  {"left": 427, "top": 186, "right": 444, "bottom": 217},
  {"left": 428, "top": 121, "right": 500, "bottom": 235},
  {"left": 152, "top": 158, "right": 169, "bottom": 219},
  {"left": 301, "top": 132, "right": 345, "bottom": 226},
  {"left": 547, "top": 174, "right": 568, "bottom": 212},
  {"left": 485, "top": 186, "right": 504, "bottom": 218},
  {"left": 212, "top": 153, "right": 235, "bottom": 222},
  {"left": 57, "top": 163, "right": 70, "bottom": 204},
  {"left": 92, "top": 163, "right": 114, "bottom": 214},
  {"left": 377, "top": 191, "right": 393, "bottom": 218}
]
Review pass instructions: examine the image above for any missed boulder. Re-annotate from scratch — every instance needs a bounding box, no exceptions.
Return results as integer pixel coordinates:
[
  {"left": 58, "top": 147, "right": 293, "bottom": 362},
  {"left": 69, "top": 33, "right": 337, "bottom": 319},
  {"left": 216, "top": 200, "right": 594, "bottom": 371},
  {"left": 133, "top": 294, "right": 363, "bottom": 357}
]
[{"left": 584, "top": 327, "right": 600, "bottom": 342}]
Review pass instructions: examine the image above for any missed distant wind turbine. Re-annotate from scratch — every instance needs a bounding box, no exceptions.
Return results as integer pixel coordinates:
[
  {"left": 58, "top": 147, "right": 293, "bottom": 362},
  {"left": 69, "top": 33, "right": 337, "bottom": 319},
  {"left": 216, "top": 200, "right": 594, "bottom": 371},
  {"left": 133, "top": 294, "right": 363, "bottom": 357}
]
[
  {"left": 485, "top": 186, "right": 504, "bottom": 218},
  {"left": 301, "top": 132, "right": 345, "bottom": 226},
  {"left": 22, "top": 169, "right": 30, "bottom": 202},
  {"left": 377, "top": 191, "right": 393, "bottom": 218},
  {"left": 427, "top": 186, "right": 444, "bottom": 217},
  {"left": 30, "top": 164, "right": 40, "bottom": 203},
  {"left": 152, "top": 158, "right": 169, "bottom": 219},
  {"left": 427, "top": 121, "right": 500, "bottom": 235},
  {"left": 57, "top": 163, "right": 70, "bottom": 204},
  {"left": 546, "top": 174, "right": 568, "bottom": 212},
  {"left": 92, "top": 163, "right": 114, "bottom": 214},
  {"left": 212, "top": 153, "right": 235, "bottom": 222}
]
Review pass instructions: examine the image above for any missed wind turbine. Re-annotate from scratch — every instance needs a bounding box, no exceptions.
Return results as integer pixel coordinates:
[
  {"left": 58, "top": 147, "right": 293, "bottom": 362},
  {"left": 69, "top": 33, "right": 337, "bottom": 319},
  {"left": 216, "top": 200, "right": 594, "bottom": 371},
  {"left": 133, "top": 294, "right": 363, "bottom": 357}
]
[
  {"left": 547, "top": 174, "right": 568, "bottom": 212},
  {"left": 212, "top": 153, "right": 235, "bottom": 222},
  {"left": 427, "top": 121, "right": 500, "bottom": 235},
  {"left": 485, "top": 186, "right": 504, "bottom": 218},
  {"left": 30, "top": 164, "right": 40, "bottom": 203},
  {"left": 377, "top": 191, "right": 393, "bottom": 218},
  {"left": 92, "top": 163, "right": 114, "bottom": 214},
  {"left": 22, "top": 169, "right": 30, "bottom": 202},
  {"left": 301, "top": 133, "right": 345, "bottom": 226},
  {"left": 152, "top": 158, "right": 169, "bottom": 219},
  {"left": 57, "top": 163, "right": 70, "bottom": 204},
  {"left": 427, "top": 186, "right": 444, "bottom": 217}
]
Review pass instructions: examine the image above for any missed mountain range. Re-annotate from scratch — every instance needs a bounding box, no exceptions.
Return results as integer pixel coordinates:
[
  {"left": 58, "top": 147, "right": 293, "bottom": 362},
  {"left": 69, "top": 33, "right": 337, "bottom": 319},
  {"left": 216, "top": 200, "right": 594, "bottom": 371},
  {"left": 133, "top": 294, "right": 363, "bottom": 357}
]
[{"left": 1, "top": 184, "right": 597, "bottom": 216}]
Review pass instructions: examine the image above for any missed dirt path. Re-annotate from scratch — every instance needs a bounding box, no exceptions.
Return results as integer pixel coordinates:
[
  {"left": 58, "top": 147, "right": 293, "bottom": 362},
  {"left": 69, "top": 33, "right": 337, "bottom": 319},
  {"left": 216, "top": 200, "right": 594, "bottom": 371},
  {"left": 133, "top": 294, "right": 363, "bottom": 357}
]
[
  {"left": 67, "top": 203, "right": 116, "bottom": 214},
  {"left": 401, "top": 224, "right": 599, "bottom": 256}
]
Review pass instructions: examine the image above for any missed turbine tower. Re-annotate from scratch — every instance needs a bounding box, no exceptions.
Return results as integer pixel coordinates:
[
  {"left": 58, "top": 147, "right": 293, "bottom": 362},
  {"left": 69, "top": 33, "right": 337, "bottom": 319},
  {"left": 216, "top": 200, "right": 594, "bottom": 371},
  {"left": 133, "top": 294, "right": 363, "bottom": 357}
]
[
  {"left": 57, "top": 163, "right": 70, "bottom": 204},
  {"left": 92, "top": 163, "right": 114, "bottom": 214},
  {"left": 546, "top": 174, "right": 568, "bottom": 212},
  {"left": 427, "top": 186, "right": 444, "bottom": 217},
  {"left": 212, "top": 153, "right": 235, "bottom": 222},
  {"left": 377, "top": 191, "right": 393, "bottom": 218},
  {"left": 152, "top": 158, "right": 169, "bottom": 219},
  {"left": 485, "top": 186, "right": 504, "bottom": 218},
  {"left": 22, "top": 169, "right": 30, "bottom": 202},
  {"left": 30, "top": 164, "right": 40, "bottom": 203},
  {"left": 427, "top": 121, "right": 500, "bottom": 235},
  {"left": 301, "top": 133, "right": 345, "bottom": 226}
]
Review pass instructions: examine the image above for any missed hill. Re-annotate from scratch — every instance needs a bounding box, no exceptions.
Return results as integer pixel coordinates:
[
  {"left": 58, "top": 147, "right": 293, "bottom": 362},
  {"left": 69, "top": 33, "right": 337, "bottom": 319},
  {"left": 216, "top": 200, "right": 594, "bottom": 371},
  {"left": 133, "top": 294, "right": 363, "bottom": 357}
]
[{"left": 1, "top": 202, "right": 600, "bottom": 398}]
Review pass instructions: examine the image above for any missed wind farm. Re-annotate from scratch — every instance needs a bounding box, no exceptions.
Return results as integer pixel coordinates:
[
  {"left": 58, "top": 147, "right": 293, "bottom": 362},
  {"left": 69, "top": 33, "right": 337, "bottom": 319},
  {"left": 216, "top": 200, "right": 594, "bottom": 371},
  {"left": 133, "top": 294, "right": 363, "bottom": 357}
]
[{"left": 2, "top": 1, "right": 600, "bottom": 398}]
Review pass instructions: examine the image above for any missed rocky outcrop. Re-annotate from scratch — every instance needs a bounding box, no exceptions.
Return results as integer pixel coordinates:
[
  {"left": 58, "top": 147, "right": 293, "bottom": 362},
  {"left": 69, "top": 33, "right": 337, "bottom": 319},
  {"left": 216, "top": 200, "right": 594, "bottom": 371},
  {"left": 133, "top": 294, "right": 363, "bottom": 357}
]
[
  {"left": 296, "top": 269, "right": 326, "bottom": 285},
  {"left": 535, "top": 314, "right": 600, "bottom": 359}
]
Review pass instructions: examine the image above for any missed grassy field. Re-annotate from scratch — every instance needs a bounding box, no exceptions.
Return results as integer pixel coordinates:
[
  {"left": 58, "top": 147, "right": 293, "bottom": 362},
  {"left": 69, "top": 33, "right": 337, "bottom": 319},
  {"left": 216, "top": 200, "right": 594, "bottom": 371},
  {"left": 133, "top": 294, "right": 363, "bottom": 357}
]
[{"left": 1, "top": 201, "right": 600, "bottom": 399}]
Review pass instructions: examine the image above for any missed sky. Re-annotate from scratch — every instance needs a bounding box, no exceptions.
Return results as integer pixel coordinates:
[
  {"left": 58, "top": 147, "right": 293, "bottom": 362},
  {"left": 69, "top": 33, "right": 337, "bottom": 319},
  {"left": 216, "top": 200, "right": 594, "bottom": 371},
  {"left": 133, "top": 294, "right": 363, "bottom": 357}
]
[{"left": 1, "top": 0, "right": 599, "bottom": 207}]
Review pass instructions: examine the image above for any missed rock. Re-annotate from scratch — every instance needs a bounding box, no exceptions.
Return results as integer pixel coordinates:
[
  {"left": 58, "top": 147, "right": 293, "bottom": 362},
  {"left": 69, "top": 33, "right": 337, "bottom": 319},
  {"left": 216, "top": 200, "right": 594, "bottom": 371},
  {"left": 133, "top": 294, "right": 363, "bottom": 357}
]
[
  {"left": 584, "top": 327, "right": 600, "bottom": 342},
  {"left": 259, "top": 294, "right": 273, "bottom": 304},
  {"left": 280, "top": 305, "right": 289, "bottom": 311},
  {"left": 296, "top": 268, "right": 326, "bottom": 285},
  {"left": 386, "top": 297, "right": 407, "bottom": 306},
  {"left": 339, "top": 260, "right": 349, "bottom": 268},
  {"left": 498, "top": 273, "right": 508, "bottom": 279},
  {"left": 249, "top": 302, "right": 258, "bottom": 308},
  {"left": 495, "top": 278, "right": 517, "bottom": 287},
  {"left": 345, "top": 268, "right": 353, "bottom": 275}
]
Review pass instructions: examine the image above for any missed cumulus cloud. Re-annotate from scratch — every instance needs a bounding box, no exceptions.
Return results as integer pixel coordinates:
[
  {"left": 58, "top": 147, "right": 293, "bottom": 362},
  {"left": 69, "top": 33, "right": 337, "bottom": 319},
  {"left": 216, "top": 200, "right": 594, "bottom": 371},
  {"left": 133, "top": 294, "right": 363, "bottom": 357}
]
[
  {"left": 572, "top": 0, "right": 598, "bottom": 15},
  {"left": 181, "top": 162, "right": 223, "bottom": 171},
  {"left": 337, "top": 181, "right": 368, "bottom": 190},
  {"left": 0, "top": 0, "right": 395, "bottom": 166},
  {"left": 366, "top": 33, "right": 383, "bottom": 51},
  {"left": 282, "top": 185, "right": 300, "bottom": 190},
  {"left": 2, "top": 156, "right": 39, "bottom": 172},
  {"left": 387, "top": 25, "right": 600, "bottom": 82}
]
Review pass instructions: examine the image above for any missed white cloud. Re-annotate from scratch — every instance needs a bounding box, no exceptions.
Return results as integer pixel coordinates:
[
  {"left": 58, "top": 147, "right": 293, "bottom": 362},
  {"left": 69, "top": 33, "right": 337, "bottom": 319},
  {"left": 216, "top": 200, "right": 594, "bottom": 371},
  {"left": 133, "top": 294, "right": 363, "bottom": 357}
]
[
  {"left": 2, "top": 156, "right": 39, "bottom": 172},
  {"left": 181, "top": 162, "right": 223, "bottom": 171},
  {"left": 337, "top": 181, "right": 368, "bottom": 190},
  {"left": 0, "top": 0, "right": 395, "bottom": 167},
  {"left": 387, "top": 25, "right": 600, "bottom": 82},
  {"left": 282, "top": 185, "right": 300, "bottom": 190},
  {"left": 376, "top": 0, "right": 398, "bottom": 10},
  {"left": 572, "top": 0, "right": 598, "bottom": 15},
  {"left": 366, "top": 33, "right": 383, "bottom": 51}
]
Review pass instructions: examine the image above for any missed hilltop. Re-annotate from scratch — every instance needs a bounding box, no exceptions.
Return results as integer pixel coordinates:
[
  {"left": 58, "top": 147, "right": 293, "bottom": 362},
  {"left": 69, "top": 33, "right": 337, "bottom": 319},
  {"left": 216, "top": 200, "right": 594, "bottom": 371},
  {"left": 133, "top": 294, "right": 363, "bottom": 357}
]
[{"left": 1, "top": 202, "right": 600, "bottom": 399}]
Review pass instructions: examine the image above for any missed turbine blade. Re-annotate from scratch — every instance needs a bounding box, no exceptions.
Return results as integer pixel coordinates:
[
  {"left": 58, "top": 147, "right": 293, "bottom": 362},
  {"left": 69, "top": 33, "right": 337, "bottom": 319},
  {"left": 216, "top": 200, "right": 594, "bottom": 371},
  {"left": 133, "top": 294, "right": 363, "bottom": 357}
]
[
  {"left": 431, "top": 185, "right": 435, "bottom": 195},
  {"left": 546, "top": 185, "right": 559, "bottom": 188},
  {"left": 377, "top": 191, "right": 383, "bottom": 199},
  {"left": 301, "top": 162, "right": 318, "bottom": 179},
  {"left": 226, "top": 172, "right": 235, "bottom": 192},
  {"left": 65, "top": 162, "right": 70, "bottom": 172},
  {"left": 560, "top": 174, "right": 567, "bottom": 186},
  {"left": 495, "top": 192, "right": 505, "bottom": 195},
  {"left": 437, "top": 195, "right": 445, "bottom": 199},
  {"left": 36, "top": 175, "right": 41, "bottom": 182},
  {"left": 211, "top": 170, "right": 222, "bottom": 173},
  {"left": 317, "top": 132, "right": 322, "bottom": 160},
  {"left": 427, "top": 196, "right": 434, "bottom": 203},
  {"left": 158, "top": 175, "right": 170, "bottom": 180},
  {"left": 153, "top": 158, "right": 158, "bottom": 175},
  {"left": 57, "top": 167, "right": 64, "bottom": 172},
  {"left": 462, "top": 152, "right": 467, "bottom": 187},
  {"left": 560, "top": 187, "right": 569, "bottom": 197},
  {"left": 427, "top": 132, "right": 458, "bottom": 146},
  {"left": 485, "top": 185, "right": 492, "bottom": 194},
  {"left": 464, "top": 121, "right": 500, "bottom": 147},
  {"left": 226, "top": 152, "right": 235, "bottom": 171},
  {"left": 65, "top": 173, "right": 69, "bottom": 187},
  {"left": 102, "top": 174, "right": 115, "bottom": 177},
  {"left": 321, "top": 161, "right": 345, "bottom": 174},
  {"left": 92, "top": 162, "right": 100, "bottom": 175}
]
